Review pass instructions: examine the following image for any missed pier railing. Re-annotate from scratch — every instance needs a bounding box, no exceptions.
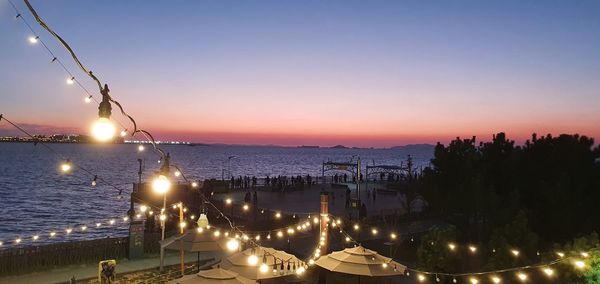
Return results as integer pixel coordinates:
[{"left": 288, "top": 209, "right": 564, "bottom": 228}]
[{"left": 0, "top": 232, "right": 162, "bottom": 276}]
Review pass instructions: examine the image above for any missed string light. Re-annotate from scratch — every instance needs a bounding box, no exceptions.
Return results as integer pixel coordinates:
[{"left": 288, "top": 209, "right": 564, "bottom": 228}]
[
  {"left": 60, "top": 160, "right": 72, "bottom": 173},
  {"left": 225, "top": 198, "right": 232, "bottom": 205},
  {"left": 138, "top": 144, "right": 145, "bottom": 152},
  {"left": 66, "top": 77, "right": 75, "bottom": 85},
  {"left": 174, "top": 171, "right": 181, "bottom": 177},
  {"left": 390, "top": 233, "right": 397, "bottom": 240},
  {"left": 448, "top": 243, "right": 456, "bottom": 250},
  {"left": 248, "top": 254, "right": 258, "bottom": 266},
  {"left": 469, "top": 277, "right": 479, "bottom": 284},
  {"left": 226, "top": 239, "right": 240, "bottom": 252},
  {"left": 84, "top": 95, "right": 92, "bottom": 103},
  {"left": 490, "top": 275, "right": 501, "bottom": 283},
  {"left": 511, "top": 249, "right": 520, "bottom": 257},
  {"left": 574, "top": 260, "right": 585, "bottom": 269},
  {"left": 260, "top": 263, "right": 269, "bottom": 273},
  {"left": 191, "top": 181, "right": 198, "bottom": 187},
  {"left": 243, "top": 204, "right": 249, "bottom": 211},
  {"left": 120, "top": 130, "right": 127, "bottom": 137},
  {"left": 275, "top": 212, "right": 281, "bottom": 219},
  {"left": 469, "top": 245, "right": 477, "bottom": 253},
  {"left": 28, "top": 35, "right": 38, "bottom": 44},
  {"left": 418, "top": 274, "right": 426, "bottom": 282},
  {"left": 543, "top": 267, "right": 554, "bottom": 277},
  {"left": 517, "top": 272, "right": 527, "bottom": 281}
]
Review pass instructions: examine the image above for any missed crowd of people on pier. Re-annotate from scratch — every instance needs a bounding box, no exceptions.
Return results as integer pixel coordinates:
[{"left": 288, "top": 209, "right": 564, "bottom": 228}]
[{"left": 230, "top": 174, "right": 315, "bottom": 191}]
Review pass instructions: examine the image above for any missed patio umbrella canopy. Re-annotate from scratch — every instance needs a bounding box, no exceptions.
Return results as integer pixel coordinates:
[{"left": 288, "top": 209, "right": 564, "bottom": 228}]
[
  {"left": 219, "top": 246, "right": 305, "bottom": 280},
  {"left": 167, "top": 267, "right": 256, "bottom": 284},
  {"left": 161, "top": 230, "right": 227, "bottom": 252},
  {"left": 314, "top": 245, "right": 406, "bottom": 276}
]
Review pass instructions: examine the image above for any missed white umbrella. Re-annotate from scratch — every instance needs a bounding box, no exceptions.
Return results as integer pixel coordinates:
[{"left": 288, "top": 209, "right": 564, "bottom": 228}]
[
  {"left": 167, "top": 267, "right": 256, "bottom": 284},
  {"left": 315, "top": 245, "right": 405, "bottom": 276},
  {"left": 161, "top": 230, "right": 227, "bottom": 272},
  {"left": 219, "top": 246, "right": 305, "bottom": 280}
]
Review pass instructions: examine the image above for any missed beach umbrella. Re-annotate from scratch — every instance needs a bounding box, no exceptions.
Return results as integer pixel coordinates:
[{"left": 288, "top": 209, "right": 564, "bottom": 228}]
[
  {"left": 167, "top": 267, "right": 256, "bottom": 284},
  {"left": 219, "top": 246, "right": 305, "bottom": 280},
  {"left": 314, "top": 245, "right": 405, "bottom": 282},
  {"left": 161, "top": 229, "right": 227, "bottom": 271}
]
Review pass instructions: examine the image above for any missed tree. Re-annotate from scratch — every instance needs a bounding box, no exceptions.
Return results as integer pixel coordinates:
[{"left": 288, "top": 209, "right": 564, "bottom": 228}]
[
  {"left": 486, "top": 211, "right": 539, "bottom": 269},
  {"left": 417, "top": 225, "right": 461, "bottom": 272}
]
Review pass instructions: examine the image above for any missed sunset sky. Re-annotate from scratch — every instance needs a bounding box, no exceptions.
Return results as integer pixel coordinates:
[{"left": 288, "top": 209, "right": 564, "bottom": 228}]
[{"left": 0, "top": 1, "right": 599, "bottom": 147}]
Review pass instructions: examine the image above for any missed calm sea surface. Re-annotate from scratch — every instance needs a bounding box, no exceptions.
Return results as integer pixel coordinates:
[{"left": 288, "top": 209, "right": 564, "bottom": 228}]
[{"left": 0, "top": 143, "right": 433, "bottom": 246}]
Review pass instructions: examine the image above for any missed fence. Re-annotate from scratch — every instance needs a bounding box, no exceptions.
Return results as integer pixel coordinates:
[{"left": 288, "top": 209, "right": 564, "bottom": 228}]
[{"left": 0, "top": 233, "right": 162, "bottom": 276}]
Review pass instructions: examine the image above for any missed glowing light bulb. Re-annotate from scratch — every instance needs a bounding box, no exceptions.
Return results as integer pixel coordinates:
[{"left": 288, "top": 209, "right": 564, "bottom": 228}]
[
  {"left": 243, "top": 204, "right": 249, "bottom": 211},
  {"left": 296, "top": 266, "right": 305, "bottom": 275},
  {"left": 382, "top": 263, "right": 388, "bottom": 268},
  {"left": 159, "top": 214, "right": 166, "bottom": 221},
  {"left": 84, "top": 96, "right": 92, "bottom": 103},
  {"left": 152, "top": 175, "right": 171, "bottom": 194},
  {"left": 491, "top": 276, "right": 501, "bottom": 283},
  {"left": 448, "top": 243, "right": 456, "bottom": 250},
  {"left": 277, "top": 231, "right": 283, "bottom": 238},
  {"left": 313, "top": 217, "right": 319, "bottom": 224},
  {"left": 96, "top": 223, "right": 101, "bottom": 227},
  {"left": 275, "top": 212, "right": 281, "bottom": 219},
  {"left": 469, "top": 246, "right": 477, "bottom": 253},
  {"left": 140, "top": 205, "right": 147, "bottom": 213},
  {"left": 469, "top": 277, "right": 478, "bottom": 284},
  {"left": 260, "top": 263, "right": 269, "bottom": 273},
  {"left": 15, "top": 238, "right": 22, "bottom": 244},
  {"left": 109, "top": 219, "right": 115, "bottom": 225},
  {"left": 581, "top": 252, "right": 589, "bottom": 258},
  {"left": 517, "top": 273, "right": 527, "bottom": 281},
  {"left": 353, "top": 224, "right": 359, "bottom": 230},
  {"left": 371, "top": 229, "right": 378, "bottom": 235},
  {"left": 191, "top": 181, "right": 198, "bottom": 187},
  {"left": 225, "top": 198, "right": 232, "bottom": 205},
  {"left": 120, "top": 130, "right": 127, "bottom": 137},
  {"left": 174, "top": 171, "right": 181, "bottom": 177},
  {"left": 511, "top": 249, "right": 520, "bottom": 256},
  {"left": 309, "top": 259, "right": 315, "bottom": 265},
  {"left": 66, "top": 228, "right": 73, "bottom": 234},
  {"left": 91, "top": 117, "right": 116, "bottom": 142},
  {"left": 67, "top": 77, "right": 75, "bottom": 85},
  {"left": 138, "top": 145, "right": 145, "bottom": 152},
  {"left": 33, "top": 235, "right": 39, "bottom": 241},
  {"left": 28, "top": 36, "right": 39, "bottom": 44},
  {"left": 248, "top": 255, "right": 258, "bottom": 265},
  {"left": 226, "top": 239, "right": 240, "bottom": 252},
  {"left": 418, "top": 275, "right": 426, "bottom": 282},
  {"left": 345, "top": 237, "right": 351, "bottom": 242},
  {"left": 50, "top": 232, "right": 56, "bottom": 237},
  {"left": 287, "top": 228, "right": 295, "bottom": 234},
  {"left": 81, "top": 226, "right": 87, "bottom": 231},
  {"left": 575, "top": 260, "right": 585, "bottom": 269},
  {"left": 255, "top": 235, "right": 261, "bottom": 241},
  {"left": 60, "top": 161, "right": 72, "bottom": 173},
  {"left": 123, "top": 217, "right": 128, "bottom": 222},
  {"left": 543, "top": 267, "right": 554, "bottom": 277},
  {"left": 390, "top": 233, "right": 397, "bottom": 240}
]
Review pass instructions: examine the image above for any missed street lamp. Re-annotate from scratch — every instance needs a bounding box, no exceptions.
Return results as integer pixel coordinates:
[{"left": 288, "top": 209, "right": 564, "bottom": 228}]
[{"left": 153, "top": 174, "right": 171, "bottom": 272}]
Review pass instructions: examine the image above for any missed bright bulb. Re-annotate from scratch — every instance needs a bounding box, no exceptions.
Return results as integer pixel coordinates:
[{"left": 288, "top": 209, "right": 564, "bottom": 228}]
[
  {"left": 491, "top": 276, "right": 501, "bottom": 283},
  {"left": 61, "top": 162, "right": 72, "bottom": 173},
  {"left": 313, "top": 217, "right": 319, "bottom": 224},
  {"left": 418, "top": 275, "right": 426, "bottom": 282},
  {"left": 191, "top": 181, "right": 198, "bottom": 187},
  {"left": 138, "top": 145, "right": 145, "bottom": 152},
  {"left": 248, "top": 255, "right": 258, "bottom": 266},
  {"left": 67, "top": 77, "right": 75, "bottom": 85},
  {"left": 511, "top": 249, "right": 520, "bottom": 256},
  {"left": 174, "top": 171, "right": 181, "bottom": 177},
  {"left": 243, "top": 204, "right": 249, "bottom": 211},
  {"left": 260, "top": 263, "right": 269, "bottom": 273},
  {"left": 469, "top": 246, "right": 477, "bottom": 253},
  {"left": 84, "top": 96, "right": 92, "bottom": 103},
  {"left": 226, "top": 239, "right": 240, "bottom": 252},
  {"left": 448, "top": 243, "right": 456, "bottom": 250},
  {"left": 517, "top": 273, "right": 527, "bottom": 281},
  {"left": 470, "top": 277, "right": 478, "bottom": 284},
  {"left": 28, "top": 36, "right": 38, "bottom": 44},
  {"left": 225, "top": 198, "right": 232, "bottom": 205},
  {"left": 152, "top": 175, "right": 171, "bottom": 194},
  {"left": 575, "top": 260, "right": 585, "bottom": 269},
  {"left": 91, "top": 117, "right": 116, "bottom": 142},
  {"left": 543, "top": 268, "right": 554, "bottom": 276},
  {"left": 214, "top": 231, "right": 221, "bottom": 237},
  {"left": 140, "top": 205, "right": 147, "bottom": 213},
  {"left": 354, "top": 224, "right": 359, "bottom": 230},
  {"left": 159, "top": 214, "right": 166, "bottom": 221},
  {"left": 120, "top": 130, "right": 127, "bottom": 137},
  {"left": 33, "top": 235, "right": 39, "bottom": 241},
  {"left": 390, "top": 233, "right": 397, "bottom": 240},
  {"left": 275, "top": 212, "right": 281, "bottom": 218}
]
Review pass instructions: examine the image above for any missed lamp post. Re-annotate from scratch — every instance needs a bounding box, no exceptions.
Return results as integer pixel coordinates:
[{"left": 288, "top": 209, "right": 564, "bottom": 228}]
[
  {"left": 155, "top": 154, "right": 171, "bottom": 272},
  {"left": 228, "top": 156, "right": 236, "bottom": 179}
]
